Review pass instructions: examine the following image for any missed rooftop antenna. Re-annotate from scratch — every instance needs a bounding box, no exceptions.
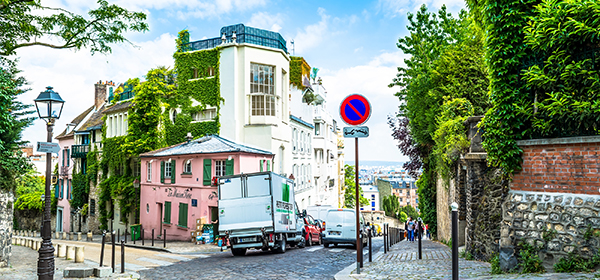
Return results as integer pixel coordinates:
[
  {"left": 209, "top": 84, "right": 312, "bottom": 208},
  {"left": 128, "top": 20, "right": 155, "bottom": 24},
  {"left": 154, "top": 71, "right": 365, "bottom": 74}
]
[{"left": 290, "top": 39, "right": 295, "bottom": 56}]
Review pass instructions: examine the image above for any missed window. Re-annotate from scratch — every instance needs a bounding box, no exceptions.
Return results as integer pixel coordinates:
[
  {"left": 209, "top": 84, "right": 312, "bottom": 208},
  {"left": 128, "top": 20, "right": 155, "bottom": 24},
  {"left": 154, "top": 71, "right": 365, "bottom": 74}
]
[
  {"left": 191, "top": 199, "right": 198, "bottom": 207},
  {"left": 165, "top": 161, "right": 172, "bottom": 178},
  {"left": 250, "top": 63, "right": 276, "bottom": 116},
  {"left": 300, "top": 131, "right": 305, "bottom": 153},
  {"left": 315, "top": 123, "right": 321, "bottom": 136},
  {"left": 193, "top": 68, "right": 199, "bottom": 79},
  {"left": 308, "top": 133, "right": 311, "bottom": 151},
  {"left": 184, "top": 160, "right": 192, "bottom": 174},
  {"left": 371, "top": 201, "right": 375, "bottom": 207},
  {"left": 192, "top": 108, "right": 217, "bottom": 122},
  {"left": 215, "top": 160, "right": 226, "bottom": 177},
  {"left": 164, "top": 201, "right": 171, "bottom": 224},
  {"left": 399, "top": 198, "right": 403, "bottom": 202},
  {"left": 135, "top": 162, "right": 141, "bottom": 178},
  {"left": 178, "top": 203, "right": 188, "bottom": 228},
  {"left": 171, "top": 110, "right": 177, "bottom": 123},
  {"left": 292, "top": 128, "right": 297, "bottom": 152},
  {"left": 146, "top": 162, "right": 152, "bottom": 181},
  {"left": 90, "top": 199, "right": 96, "bottom": 216}
]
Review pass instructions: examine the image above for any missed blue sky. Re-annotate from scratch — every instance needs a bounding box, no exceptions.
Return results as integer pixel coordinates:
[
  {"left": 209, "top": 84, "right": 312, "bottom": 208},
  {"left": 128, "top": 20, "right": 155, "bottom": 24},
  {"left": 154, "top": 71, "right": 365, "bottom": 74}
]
[{"left": 15, "top": 0, "right": 466, "bottom": 162}]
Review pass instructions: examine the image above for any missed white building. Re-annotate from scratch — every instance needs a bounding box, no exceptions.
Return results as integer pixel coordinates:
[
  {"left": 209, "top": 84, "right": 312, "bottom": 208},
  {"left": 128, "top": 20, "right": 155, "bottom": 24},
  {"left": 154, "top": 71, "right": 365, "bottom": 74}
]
[{"left": 360, "top": 184, "right": 380, "bottom": 212}]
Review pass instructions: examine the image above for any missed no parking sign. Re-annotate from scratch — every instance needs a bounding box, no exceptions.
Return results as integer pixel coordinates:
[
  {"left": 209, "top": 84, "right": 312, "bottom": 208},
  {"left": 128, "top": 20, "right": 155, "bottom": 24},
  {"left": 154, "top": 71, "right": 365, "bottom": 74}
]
[{"left": 340, "top": 94, "right": 371, "bottom": 126}]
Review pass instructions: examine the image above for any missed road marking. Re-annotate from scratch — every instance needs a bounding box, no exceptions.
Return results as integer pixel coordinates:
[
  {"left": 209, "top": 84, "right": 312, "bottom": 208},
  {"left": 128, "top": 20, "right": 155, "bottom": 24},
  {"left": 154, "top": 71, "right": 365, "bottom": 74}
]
[
  {"left": 115, "top": 263, "right": 149, "bottom": 271},
  {"left": 156, "top": 254, "right": 193, "bottom": 261},
  {"left": 188, "top": 254, "right": 209, "bottom": 258},
  {"left": 329, "top": 248, "right": 344, "bottom": 253},
  {"left": 307, "top": 247, "right": 323, "bottom": 252},
  {"left": 136, "top": 257, "right": 173, "bottom": 266}
]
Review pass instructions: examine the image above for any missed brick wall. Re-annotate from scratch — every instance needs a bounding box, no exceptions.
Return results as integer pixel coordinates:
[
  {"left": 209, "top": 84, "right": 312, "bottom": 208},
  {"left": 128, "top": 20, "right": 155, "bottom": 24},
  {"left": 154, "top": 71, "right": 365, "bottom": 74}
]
[{"left": 511, "top": 136, "right": 600, "bottom": 195}]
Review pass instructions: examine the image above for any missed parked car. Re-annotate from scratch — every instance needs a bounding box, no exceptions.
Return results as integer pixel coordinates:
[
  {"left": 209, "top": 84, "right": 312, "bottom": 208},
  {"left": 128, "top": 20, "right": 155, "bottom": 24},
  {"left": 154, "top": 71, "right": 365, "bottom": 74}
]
[
  {"left": 315, "top": 219, "right": 326, "bottom": 237},
  {"left": 322, "top": 208, "right": 368, "bottom": 248},
  {"left": 301, "top": 214, "right": 322, "bottom": 246}
]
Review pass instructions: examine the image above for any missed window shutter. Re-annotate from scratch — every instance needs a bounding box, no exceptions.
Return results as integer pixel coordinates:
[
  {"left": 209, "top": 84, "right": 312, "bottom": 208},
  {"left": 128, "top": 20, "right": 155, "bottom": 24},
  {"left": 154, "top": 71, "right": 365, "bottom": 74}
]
[
  {"left": 267, "top": 160, "right": 270, "bottom": 171},
  {"left": 164, "top": 201, "right": 171, "bottom": 223},
  {"left": 171, "top": 160, "right": 176, "bottom": 184},
  {"left": 203, "top": 159, "right": 211, "bottom": 186},
  {"left": 178, "top": 203, "right": 188, "bottom": 228},
  {"left": 67, "top": 180, "right": 70, "bottom": 200},
  {"left": 260, "top": 160, "right": 263, "bottom": 172},
  {"left": 160, "top": 161, "right": 165, "bottom": 183},
  {"left": 226, "top": 159, "right": 234, "bottom": 175},
  {"left": 59, "top": 179, "right": 63, "bottom": 199},
  {"left": 67, "top": 149, "right": 70, "bottom": 166},
  {"left": 54, "top": 182, "right": 59, "bottom": 198}
]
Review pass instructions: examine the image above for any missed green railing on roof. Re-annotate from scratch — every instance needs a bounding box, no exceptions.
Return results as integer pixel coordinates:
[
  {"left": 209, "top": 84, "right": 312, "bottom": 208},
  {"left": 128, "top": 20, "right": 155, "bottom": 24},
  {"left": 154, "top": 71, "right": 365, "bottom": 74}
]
[{"left": 182, "top": 24, "right": 287, "bottom": 53}]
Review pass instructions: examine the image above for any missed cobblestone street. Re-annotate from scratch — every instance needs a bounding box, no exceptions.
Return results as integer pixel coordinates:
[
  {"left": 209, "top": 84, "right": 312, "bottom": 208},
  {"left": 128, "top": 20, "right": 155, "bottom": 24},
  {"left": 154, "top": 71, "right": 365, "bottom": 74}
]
[{"left": 139, "top": 238, "right": 384, "bottom": 280}]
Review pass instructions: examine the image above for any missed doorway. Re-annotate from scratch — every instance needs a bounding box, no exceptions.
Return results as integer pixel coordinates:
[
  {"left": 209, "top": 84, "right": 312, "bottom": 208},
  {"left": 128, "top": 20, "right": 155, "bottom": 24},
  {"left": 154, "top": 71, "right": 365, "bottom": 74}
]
[
  {"left": 210, "top": 207, "right": 219, "bottom": 237},
  {"left": 57, "top": 207, "right": 63, "bottom": 232},
  {"left": 157, "top": 203, "right": 163, "bottom": 236}
]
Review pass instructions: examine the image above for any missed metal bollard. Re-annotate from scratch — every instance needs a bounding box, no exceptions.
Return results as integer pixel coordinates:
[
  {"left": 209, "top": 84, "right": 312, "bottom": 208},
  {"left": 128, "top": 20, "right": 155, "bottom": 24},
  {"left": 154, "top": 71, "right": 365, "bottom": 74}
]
[
  {"left": 121, "top": 239, "right": 125, "bottom": 274},
  {"left": 118, "top": 229, "right": 120, "bottom": 242},
  {"left": 418, "top": 219, "right": 422, "bottom": 259},
  {"left": 125, "top": 229, "right": 128, "bottom": 244},
  {"left": 100, "top": 231, "right": 106, "bottom": 267},
  {"left": 368, "top": 228, "right": 372, "bottom": 262},
  {"left": 360, "top": 230, "right": 363, "bottom": 268},
  {"left": 112, "top": 231, "right": 116, "bottom": 273},
  {"left": 452, "top": 202, "right": 459, "bottom": 280},
  {"left": 152, "top": 229, "right": 154, "bottom": 246},
  {"left": 141, "top": 225, "right": 144, "bottom": 246},
  {"left": 163, "top": 229, "right": 166, "bottom": 248},
  {"left": 383, "top": 224, "right": 387, "bottom": 254},
  {"left": 133, "top": 228, "right": 136, "bottom": 245}
]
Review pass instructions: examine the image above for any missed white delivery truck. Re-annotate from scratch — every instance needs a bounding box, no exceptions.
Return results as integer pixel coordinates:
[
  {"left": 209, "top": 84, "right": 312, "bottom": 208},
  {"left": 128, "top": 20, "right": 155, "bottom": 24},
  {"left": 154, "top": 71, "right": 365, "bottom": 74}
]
[{"left": 218, "top": 172, "right": 303, "bottom": 256}]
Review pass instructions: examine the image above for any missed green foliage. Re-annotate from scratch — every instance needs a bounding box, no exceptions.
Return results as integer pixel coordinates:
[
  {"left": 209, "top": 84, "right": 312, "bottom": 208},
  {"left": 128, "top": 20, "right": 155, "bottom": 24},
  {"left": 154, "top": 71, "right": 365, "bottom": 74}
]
[
  {"left": 542, "top": 228, "right": 557, "bottom": 242},
  {"left": 400, "top": 205, "right": 419, "bottom": 220},
  {"left": 554, "top": 253, "right": 600, "bottom": 273},
  {"left": 518, "top": 242, "right": 545, "bottom": 273},
  {"left": 432, "top": 98, "right": 473, "bottom": 184},
  {"left": 417, "top": 167, "right": 437, "bottom": 238},
  {"left": 15, "top": 171, "right": 44, "bottom": 197},
  {"left": 381, "top": 195, "right": 400, "bottom": 218},
  {"left": 0, "top": 58, "right": 34, "bottom": 192},
  {"left": 343, "top": 165, "right": 369, "bottom": 208},
  {"left": 0, "top": 0, "right": 149, "bottom": 56},
  {"left": 522, "top": 0, "right": 600, "bottom": 138},
  {"left": 490, "top": 253, "right": 503, "bottom": 274},
  {"left": 86, "top": 145, "right": 99, "bottom": 186},
  {"left": 398, "top": 211, "right": 408, "bottom": 223},
  {"left": 14, "top": 190, "right": 44, "bottom": 211},
  {"left": 70, "top": 171, "right": 88, "bottom": 211},
  {"left": 289, "top": 56, "right": 307, "bottom": 90}
]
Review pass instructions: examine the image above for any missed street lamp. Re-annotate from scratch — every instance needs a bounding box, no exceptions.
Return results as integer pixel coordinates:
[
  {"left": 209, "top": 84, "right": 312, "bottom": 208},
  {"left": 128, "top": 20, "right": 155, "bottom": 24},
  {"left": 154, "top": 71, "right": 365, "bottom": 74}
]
[{"left": 34, "top": 86, "right": 64, "bottom": 280}]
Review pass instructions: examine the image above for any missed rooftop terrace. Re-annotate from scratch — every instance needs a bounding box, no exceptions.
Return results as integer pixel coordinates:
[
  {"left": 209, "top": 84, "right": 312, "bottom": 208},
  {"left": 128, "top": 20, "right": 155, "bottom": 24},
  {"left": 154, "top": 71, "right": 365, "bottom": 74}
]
[{"left": 181, "top": 24, "right": 287, "bottom": 53}]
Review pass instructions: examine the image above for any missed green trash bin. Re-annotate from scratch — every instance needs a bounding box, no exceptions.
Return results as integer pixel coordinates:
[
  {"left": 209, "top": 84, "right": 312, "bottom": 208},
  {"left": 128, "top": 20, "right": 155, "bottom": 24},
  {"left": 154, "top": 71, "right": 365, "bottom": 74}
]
[{"left": 130, "top": 224, "right": 141, "bottom": 241}]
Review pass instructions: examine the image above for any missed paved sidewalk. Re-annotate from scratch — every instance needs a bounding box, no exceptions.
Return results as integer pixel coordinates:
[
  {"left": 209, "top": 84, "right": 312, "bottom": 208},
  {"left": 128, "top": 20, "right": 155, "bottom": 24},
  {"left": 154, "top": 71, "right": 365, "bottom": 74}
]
[{"left": 336, "top": 239, "right": 600, "bottom": 280}]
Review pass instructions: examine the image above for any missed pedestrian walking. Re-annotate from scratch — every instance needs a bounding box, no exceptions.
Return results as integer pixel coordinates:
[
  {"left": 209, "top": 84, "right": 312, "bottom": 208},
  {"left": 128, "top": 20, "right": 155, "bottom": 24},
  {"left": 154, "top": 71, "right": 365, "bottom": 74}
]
[{"left": 407, "top": 217, "right": 415, "bottom": 242}]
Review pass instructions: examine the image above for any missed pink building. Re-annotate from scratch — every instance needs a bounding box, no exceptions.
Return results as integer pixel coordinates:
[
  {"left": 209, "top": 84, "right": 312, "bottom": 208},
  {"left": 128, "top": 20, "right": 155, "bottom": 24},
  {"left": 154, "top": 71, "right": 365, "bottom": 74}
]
[{"left": 140, "top": 135, "right": 274, "bottom": 241}]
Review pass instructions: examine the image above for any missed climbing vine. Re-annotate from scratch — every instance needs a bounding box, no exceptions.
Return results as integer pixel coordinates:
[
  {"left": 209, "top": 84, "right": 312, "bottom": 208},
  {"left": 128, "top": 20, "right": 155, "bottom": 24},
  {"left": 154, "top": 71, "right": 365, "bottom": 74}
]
[{"left": 290, "top": 56, "right": 308, "bottom": 90}]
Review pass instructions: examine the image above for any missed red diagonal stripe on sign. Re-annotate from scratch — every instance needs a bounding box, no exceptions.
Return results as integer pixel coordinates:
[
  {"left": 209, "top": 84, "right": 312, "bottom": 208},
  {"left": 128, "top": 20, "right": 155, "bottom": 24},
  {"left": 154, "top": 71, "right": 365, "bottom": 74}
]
[{"left": 347, "top": 102, "right": 363, "bottom": 119}]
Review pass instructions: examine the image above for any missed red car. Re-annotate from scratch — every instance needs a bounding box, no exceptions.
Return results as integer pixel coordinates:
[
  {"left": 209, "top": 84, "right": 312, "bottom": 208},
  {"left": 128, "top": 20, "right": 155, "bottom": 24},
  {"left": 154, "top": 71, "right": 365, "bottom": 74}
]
[{"left": 301, "top": 215, "right": 322, "bottom": 246}]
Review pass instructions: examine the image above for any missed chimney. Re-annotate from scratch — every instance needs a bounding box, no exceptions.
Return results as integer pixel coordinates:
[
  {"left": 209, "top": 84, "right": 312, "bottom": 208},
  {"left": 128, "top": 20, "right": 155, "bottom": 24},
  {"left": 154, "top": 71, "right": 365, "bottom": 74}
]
[{"left": 94, "top": 81, "right": 107, "bottom": 110}]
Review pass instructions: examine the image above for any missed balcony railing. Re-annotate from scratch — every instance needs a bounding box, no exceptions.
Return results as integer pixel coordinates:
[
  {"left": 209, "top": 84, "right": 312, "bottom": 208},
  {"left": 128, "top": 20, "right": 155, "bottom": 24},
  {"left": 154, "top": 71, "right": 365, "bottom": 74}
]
[
  {"left": 182, "top": 24, "right": 287, "bottom": 53},
  {"left": 71, "top": 144, "right": 89, "bottom": 158}
]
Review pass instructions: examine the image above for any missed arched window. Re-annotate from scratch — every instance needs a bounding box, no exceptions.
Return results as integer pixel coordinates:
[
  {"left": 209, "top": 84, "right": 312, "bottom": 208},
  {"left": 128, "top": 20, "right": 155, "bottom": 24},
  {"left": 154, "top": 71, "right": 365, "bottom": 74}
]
[
  {"left": 171, "top": 109, "right": 178, "bottom": 123},
  {"left": 308, "top": 133, "right": 311, "bottom": 152},
  {"left": 300, "top": 131, "right": 305, "bottom": 153},
  {"left": 184, "top": 160, "right": 192, "bottom": 174},
  {"left": 293, "top": 128, "right": 297, "bottom": 152}
]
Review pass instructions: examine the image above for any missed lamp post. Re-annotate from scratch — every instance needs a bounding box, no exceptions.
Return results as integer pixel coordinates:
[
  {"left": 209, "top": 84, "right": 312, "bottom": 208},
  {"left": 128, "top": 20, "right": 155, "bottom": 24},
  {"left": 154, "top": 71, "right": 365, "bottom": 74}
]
[{"left": 34, "top": 86, "right": 65, "bottom": 280}]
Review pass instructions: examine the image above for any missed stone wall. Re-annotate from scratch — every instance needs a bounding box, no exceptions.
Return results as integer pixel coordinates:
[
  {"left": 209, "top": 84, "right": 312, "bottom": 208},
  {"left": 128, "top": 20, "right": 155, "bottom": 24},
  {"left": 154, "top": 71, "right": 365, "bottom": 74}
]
[
  {"left": 498, "top": 136, "right": 600, "bottom": 271},
  {"left": 502, "top": 191, "right": 600, "bottom": 269},
  {"left": 14, "top": 209, "right": 56, "bottom": 232},
  {"left": 0, "top": 188, "right": 14, "bottom": 268},
  {"left": 437, "top": 174, "right": 451, "bottom": 242},
  {"left": 464, "top": 159, "right": 507, "bottom": 261}
]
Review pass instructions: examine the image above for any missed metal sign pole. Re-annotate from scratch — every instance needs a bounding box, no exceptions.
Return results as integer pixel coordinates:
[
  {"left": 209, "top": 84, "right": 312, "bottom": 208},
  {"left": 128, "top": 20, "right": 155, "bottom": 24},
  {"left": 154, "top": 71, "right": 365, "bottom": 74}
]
[{"left": 355, "top": 137, "right": 361, "bottom": 274}]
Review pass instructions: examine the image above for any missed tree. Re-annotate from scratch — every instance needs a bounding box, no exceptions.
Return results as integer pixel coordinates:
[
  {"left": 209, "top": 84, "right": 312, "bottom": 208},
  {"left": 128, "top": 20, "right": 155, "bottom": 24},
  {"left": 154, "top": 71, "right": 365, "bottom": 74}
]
[
  {"left": 14, "top": 169, "right": 44, "bottom": 197},
  {"left": 400, "top": 205, "right": 419, "bottom": 220},
  {"left": 0, "top": 58, "right": 34, "bottom": 192},
  {"left": 343, "top": 164, "right": 369, "bottom": 208},
  {"left": 0, "top": 0, "right": 149, "bottom": 56},
  {"left": 381, "top": 195, "right": 400, "bottom": 218}
]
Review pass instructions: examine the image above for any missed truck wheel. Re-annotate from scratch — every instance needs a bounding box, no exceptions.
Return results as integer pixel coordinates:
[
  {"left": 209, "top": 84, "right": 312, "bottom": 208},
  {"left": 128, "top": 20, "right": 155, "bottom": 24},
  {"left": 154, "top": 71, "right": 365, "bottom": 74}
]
[
  {"left": 275, "top": 238, "right": 286, "bottom": 253},
  {"left": 297, "top": 236, "right": 306, "bottom": 248},
  {"left": 324, "top": 242, "right": 329, "bottom": 248},
  {"left": 232, "top": 248, "right": 246, "bottom": 256}
]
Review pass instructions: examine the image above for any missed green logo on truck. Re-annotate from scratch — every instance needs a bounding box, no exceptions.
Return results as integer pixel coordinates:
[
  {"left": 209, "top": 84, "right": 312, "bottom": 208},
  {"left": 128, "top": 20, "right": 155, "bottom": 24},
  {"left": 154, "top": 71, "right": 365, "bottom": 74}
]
[{"left": 282, "top": 183, "right": 290, "bottom": 202}]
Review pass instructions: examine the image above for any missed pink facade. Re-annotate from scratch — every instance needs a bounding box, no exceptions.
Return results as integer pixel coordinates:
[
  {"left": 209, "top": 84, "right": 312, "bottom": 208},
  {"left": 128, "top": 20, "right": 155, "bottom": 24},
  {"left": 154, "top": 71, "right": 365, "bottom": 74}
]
[
  {"left": 56, "top": 137, "right": 74, "bottom": 232},
  {"left": 140, "top": 150, "right": 274, "bottom": 241}
]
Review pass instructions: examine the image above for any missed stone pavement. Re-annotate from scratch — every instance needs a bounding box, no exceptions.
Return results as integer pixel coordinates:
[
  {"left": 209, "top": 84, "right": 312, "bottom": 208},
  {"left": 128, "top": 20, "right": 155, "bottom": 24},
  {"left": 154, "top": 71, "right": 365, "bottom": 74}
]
[{"left": 336, "top": 239, "right": 600, "bottom": 280}]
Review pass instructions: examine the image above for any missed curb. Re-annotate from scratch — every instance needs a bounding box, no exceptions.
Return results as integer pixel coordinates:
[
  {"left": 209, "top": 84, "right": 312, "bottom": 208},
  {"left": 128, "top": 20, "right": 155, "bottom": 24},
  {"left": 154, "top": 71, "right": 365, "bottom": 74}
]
[
  {"left": 122, "top": 243, "right": 172, "bottom": 253},
  {"left": 334, "top": 247, "right": 384, "bottom": 280}
]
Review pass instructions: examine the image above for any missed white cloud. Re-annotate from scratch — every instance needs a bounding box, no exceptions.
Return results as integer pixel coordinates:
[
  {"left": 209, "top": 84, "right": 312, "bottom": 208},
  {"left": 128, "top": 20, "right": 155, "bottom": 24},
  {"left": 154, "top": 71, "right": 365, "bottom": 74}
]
[
  {"left": 376, "top": 0, "right": 465, "bottom": 18},
  {"left": 246, "top": 12, "right": 284, "bottom": 32},
  {"left": 16, "top": 33, "right": 177, "bottom": 148},
  {"left": 319, "top": 51, "right": 409, "bottom": 161},
  {"left": 289, "top": 7, "right": 330, "bottom": 54}
]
